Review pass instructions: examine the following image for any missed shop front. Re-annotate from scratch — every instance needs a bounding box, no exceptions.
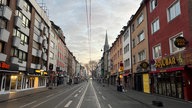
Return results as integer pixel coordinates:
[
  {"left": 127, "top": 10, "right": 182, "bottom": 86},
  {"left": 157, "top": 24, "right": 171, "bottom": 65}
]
[
  {"left": 150, "top": 51, "right": 192, "bottom": 101},
  {"left": 0, "top": 62, "right": 19, "bottom": 94}
]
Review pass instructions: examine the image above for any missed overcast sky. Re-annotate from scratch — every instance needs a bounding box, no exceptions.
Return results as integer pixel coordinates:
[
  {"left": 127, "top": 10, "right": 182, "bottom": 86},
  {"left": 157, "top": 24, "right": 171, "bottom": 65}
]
[{"left": 39, "top": 0, "right": 142, "bottom": 64}]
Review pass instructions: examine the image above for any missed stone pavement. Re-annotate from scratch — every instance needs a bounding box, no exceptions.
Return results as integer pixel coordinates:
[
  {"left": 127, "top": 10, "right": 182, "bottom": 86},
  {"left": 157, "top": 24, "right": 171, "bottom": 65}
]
[
  {"left": 0, "top": 87, "right": 49, "bottom": 103},
  {"left": 104, "top": 83, "right": 192, "bottom": 108}
]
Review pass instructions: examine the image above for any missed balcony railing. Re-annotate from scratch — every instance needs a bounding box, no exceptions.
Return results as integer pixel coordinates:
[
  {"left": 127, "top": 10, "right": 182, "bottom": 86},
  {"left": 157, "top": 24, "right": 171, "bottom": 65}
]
[
  {"left": 12, "top": 36, "right": 21, "bottom": 48},
  {"left": 0, "top": 5, "right": 12, "bottom": 20},
  {"left": 0, "top": 28, "right": 10, "bottom": 42}
]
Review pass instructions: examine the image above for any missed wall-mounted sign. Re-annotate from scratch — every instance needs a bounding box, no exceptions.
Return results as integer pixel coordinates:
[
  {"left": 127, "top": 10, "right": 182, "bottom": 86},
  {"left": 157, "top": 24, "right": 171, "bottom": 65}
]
[
  {"left": 0, "top": 62, "right": 10, "bottom": 70},
  {"left": 174, "top": 37, "right": 188, "bottom": 48},
  {"left": 155, "top": 56, "right": 177, "bottom": 68},
  {"left": 140, "top": 62, "right": 149, "bottom": 69}
]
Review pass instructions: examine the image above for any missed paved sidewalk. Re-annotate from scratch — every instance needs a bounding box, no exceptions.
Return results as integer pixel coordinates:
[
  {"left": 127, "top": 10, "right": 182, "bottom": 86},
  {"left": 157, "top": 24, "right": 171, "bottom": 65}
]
[
  {"left": 106, "top": 83, "right": 192, "bottom": 108},
  {"left": 0, "top": 87, "right": 49, "bottom": 103}
]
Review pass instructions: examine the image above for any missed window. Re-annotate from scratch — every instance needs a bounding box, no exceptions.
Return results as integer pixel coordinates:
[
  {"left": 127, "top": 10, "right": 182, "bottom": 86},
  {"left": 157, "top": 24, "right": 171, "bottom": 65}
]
[
  {"left": 17, "top": 11, "right": 30, "bottom": 28},
  {"left": 137, "top": 14, "right": 144, "bottom": 25},
  {"left": 11, "top": 48, "right": 27, "bottom": 62},
  {"left": 168, "top": 0, "right": 181, "bottom": 21},
  {"left": 133, "top": 55, "right": 136, "bottom": 64},
  {"left": 124, "top": 44, "right": 129, "bottom": 54},
  {"left": 0, "top": 42, "right": 4, "bottom": 53},
  {"left": 152, "top": 18, "right": 160, "bottom": 34},
  {"left": 150, "top": 0, "right": 158, "bottom": 11},
  {"left": 0, "top": 19, "right": 7, "bottom": 28},
  {"left": 13, "top": 29, "right": 29, "bottom": 44},
  {"left": 132, "top": 39, "right": 136, "bottom": 48},
  {"left": 124, "top": 58, "right": 130, "bottom": 67},
  {"left": 49, "top": 52, "right": 54, "bottom": 59},
  {"left": 131, "top": 24, "right": 135, "bottom": 32},
  {"left": 169, "top": 33, "right": 185, "bottom": 53},
  {"left": 138, "top": 50, "right": 146, "bottom": 61},
  {"left": 153, "top": 44, "right": 162, "bottom": 59},
  {"left": 0, "top": 0, "right": 6, "bottom": 5},
  {"left": 33, "top": 41, "right": 40, "bottom": 49},
  {"left": 138, "top": 31, "right": 145, "bottom": 43},
  {"left": 23, "top": 1, "right": 31, "bottom": 12},
  {"left": 50, "top": 41, "right": 55, "bottom": 48},
  {"left": 32, "top": 56, "right": 39, "bottom": 64},
  {"left": 124, "top": 30, "right": 129, "bottom": 41}
]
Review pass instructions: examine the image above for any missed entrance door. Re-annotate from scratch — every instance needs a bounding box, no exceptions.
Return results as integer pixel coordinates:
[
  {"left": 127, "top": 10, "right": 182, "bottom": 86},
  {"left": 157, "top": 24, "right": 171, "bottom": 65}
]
[
  {"left": 5, "top": 75, "right": 11, "bottom": 91},
  {"left": 10, "top": 76, "right": 17, "bottom": 91}
]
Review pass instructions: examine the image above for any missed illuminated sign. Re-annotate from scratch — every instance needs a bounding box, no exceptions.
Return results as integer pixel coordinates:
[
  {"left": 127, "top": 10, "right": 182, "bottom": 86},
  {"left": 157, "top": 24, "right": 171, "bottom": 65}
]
[
  {"left": 0, "top": 62, "right": 10, "bottom": 70},
  {"left": 155, "top": 56, "right": 177, "bottom": 68},
  {"left": 174, "top": 37, "right": 188, "bottom": 48}
]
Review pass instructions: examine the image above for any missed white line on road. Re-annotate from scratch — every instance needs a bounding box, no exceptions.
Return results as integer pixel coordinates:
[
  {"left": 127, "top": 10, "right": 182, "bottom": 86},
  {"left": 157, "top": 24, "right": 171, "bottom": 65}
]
[
  {"left": 108, "top": 104, "right": 112, "bottom": 108},
  {"left": 91, "top": 81, "right": 101, "bottom": 108},
  {"left": 74, "top": 94, "right": 78, "bottom": 97},
  {"left": 54, "top": 86, "right": 84, "bottom": 108},
  {"left": 76, "top": 82, "right": 89, "bottom": 108},
  {"left": 46, "top": 94, "right": 54, "bottom": 98},
  {"left": 64, "top": 100, "right": 73, "bottom": 107},
  {"left": 102, "top": 96, "right": 106, "bottom": 100},
  {"left": 20, "top": 101, "right": 37, "bottom": 108}
]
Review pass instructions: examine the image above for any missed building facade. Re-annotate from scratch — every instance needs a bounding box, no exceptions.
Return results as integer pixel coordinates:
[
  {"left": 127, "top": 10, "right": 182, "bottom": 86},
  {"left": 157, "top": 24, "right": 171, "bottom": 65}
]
[
  {"left": 145, "top": 0, "right": 192, "bottom": 101},
  {"left": 0, "top": 0, "right": 51, "bottom": 94}
]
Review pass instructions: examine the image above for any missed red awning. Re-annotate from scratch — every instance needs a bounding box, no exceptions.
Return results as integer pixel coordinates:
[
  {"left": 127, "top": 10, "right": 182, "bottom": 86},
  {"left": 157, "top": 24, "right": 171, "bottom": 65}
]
[{"left": 149, "top": 67, "right": 185, "bottom": 74}]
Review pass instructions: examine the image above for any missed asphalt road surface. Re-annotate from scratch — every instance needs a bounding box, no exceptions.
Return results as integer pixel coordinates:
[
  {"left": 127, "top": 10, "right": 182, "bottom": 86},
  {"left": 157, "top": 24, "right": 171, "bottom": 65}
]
[{"left": 0, "top": 79, "right": 155, "bottom": 108}]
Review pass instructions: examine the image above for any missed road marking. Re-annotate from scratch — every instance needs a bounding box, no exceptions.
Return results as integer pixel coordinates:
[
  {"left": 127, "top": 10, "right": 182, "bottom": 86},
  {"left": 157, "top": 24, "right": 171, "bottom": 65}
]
[
  {"left": 54, "top": 86, "right": 84, "bottom": 108},
  {"left": 102, "top": 96, "right": 106, "bottom": 100},
  {"left": 74, "top": 94, "right": 78, "bottom": 97},
  {"left": 76, "top": 82, "right": 90, "bottom": 108},
  {"left": 30, "top": 85, "right": 83, "bottom": 108},
  {"left": 108, "top": 104, "right": 112, "bottom": 108},
  {"left": 64, "top": 100, "right": 72, "bottom": 107},
  {"left": 91, "top": 81, "right": 101, "bottom": 108},
  {"left": 20, "top": 101, "right": 37, "bottom": 108},
  {"left": 46, "top": 94, "right": 54, "bottom": 98}
]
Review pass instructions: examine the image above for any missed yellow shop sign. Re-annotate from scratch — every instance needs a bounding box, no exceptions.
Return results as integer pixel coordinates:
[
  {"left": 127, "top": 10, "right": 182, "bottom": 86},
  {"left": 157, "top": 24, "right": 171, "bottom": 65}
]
[{"left": 155, "top": 56, "right": 177, "bottom": 68}]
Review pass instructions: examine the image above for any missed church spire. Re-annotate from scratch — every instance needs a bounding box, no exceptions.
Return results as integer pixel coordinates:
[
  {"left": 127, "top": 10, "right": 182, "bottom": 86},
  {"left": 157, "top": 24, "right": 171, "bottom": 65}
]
[{"left": 104, "top": 30, "right": 109, "bottom": 52}]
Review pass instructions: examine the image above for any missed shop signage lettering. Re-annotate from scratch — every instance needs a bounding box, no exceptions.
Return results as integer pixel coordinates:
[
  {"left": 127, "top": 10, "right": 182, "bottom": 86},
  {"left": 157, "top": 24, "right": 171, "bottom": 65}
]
[
  {"left": 0, "top": 62, "right": 10, "bottom": 69},
  {"left": 174, "top": 37, "right": 188, "bottom": 48},
  {"left": 155, "top": 56, "right": 177, "bottom": 68}
]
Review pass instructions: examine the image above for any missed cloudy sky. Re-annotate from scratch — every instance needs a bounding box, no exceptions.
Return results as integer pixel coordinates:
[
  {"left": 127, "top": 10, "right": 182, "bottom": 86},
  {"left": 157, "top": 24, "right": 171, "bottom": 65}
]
[{"left": 39, "top": 0, "right": 142, "bottom": 64}]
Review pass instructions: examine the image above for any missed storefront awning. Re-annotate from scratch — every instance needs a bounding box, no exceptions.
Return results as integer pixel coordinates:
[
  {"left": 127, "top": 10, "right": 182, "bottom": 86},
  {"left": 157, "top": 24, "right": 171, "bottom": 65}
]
[
  {"left": 0, "top": 70, "right": 18, "bottom": 73},
  {"left": 149, "top": 67, "right": 185, "bottom": 74}
]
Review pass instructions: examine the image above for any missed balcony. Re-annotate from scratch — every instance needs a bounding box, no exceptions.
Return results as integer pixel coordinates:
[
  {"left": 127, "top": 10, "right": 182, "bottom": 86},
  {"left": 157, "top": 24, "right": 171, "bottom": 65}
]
[
  {"left": 11, "top": 56, "right": 19, "bottom": 64},
  {"left": 0, "top": 6, "right": 12, "bottom": 20},
  {"left": 12, "top": 36, "right": 21, "bottom": 48},
  {"left": 16, "top": 0, "right": 24, "bottom": 10},
  {"left": 39, "top": 23, "right": 44, "bottom": 31},
  {"left": 42, "top": 40, "right": 48, "bottom": 49},
  {"left": 32, "top": 48, "right": 42, "bottom": 58},
  {"left": 0, "top": 53, "right": 7, "bottom": 61},
  {"left": 33, "top": 33, "right": 43, "bottom": 44},
  {"left": 0, "top": 28, "right": 10, "bottom": 42},
  {"left": 42, "top": 53, "right": 47, "bottom": 61},
  {"left": 31, "top": 63, "right": 41, "bottom": 69},
  {"left": 14, "top": 16, "right": 22, "bottom": 28},
  {"left": 20, "top": 25, "right": 29, "bottom": 36},
  {"left": 18, "top": 43, "right": 28, "bottom": 52}
]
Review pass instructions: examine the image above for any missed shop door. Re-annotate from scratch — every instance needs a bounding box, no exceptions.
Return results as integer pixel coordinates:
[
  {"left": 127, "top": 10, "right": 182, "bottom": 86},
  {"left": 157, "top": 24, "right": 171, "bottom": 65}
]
[
  {"left": 10, "top": 76, "right": 17, "bottom": 91},
  {"left": 5, "top": 75, "right": 11, "bottom": 91}
]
